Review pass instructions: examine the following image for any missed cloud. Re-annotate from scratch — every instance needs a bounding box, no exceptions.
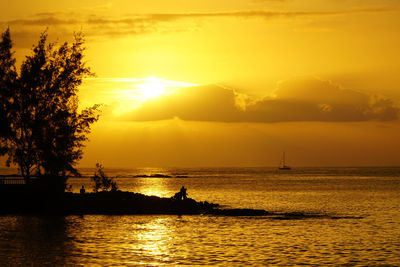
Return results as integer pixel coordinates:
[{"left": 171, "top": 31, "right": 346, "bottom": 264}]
[
  {"left": 253, "top": 0, "right": 286, "bottom": 2},
  {"left": 9, "top": 7, "right": 397, "bottom": 25},
  {"left": 2, "top": 6, "right": 397, "bottom": 40},
  {"left": 125, "top": 85, "right": 242, "bottom": 122},
  {"left": 123, "top": 78, "right": 400, "bottom": 122}
]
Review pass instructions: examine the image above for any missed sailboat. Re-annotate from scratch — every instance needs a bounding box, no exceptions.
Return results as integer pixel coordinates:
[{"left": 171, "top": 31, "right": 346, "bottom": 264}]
[{"left": 278, "top": 152, "right": 291, "bottom": 170}]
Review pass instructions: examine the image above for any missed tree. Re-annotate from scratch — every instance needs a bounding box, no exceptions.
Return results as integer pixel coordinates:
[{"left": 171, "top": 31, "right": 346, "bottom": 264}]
[
  {"left": 0, "top": 29, "right": 100, "bottom": 190},
  {"left": 92, "top": 163, "right": 118, "bottom": 192},
  {"left": 0, "top": 28, "right": 17, "bottom": 156}
]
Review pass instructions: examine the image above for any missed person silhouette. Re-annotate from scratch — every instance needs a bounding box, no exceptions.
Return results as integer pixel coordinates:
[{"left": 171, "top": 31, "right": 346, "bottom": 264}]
[
  {"left": 80, "top": 185, "right": 85, "bottom": 194},
  {"left": 180, "top": 186, "right": 187, "bottom": 200}
]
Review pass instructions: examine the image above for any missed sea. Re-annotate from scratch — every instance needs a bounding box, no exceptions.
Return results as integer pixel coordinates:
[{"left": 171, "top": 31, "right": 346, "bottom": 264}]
[{"left": 0, "top": 167, "right": 399, "bottom": 266}]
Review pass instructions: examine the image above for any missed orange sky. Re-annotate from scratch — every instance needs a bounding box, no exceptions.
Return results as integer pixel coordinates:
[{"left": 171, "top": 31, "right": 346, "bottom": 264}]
[{"left": 1, "top": 0, "right": 400, "bottom": 167}]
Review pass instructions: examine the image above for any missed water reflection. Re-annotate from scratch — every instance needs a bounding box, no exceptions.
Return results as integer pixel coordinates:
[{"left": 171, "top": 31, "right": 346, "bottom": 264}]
[
  {"left": 1, "top": 213, "right": 399, "bottom": 265},
  {"left": 1, "top": 167, "right": 399, "bottom": 265},
  {"left": 136, "top": 178, "right": 171, "bottom": 198},
  {"left": 0, "top": 216, "right": 77, "bottom": 265},
  {"left": 131, "top": 218, "right": 174, "bottom": 264}
]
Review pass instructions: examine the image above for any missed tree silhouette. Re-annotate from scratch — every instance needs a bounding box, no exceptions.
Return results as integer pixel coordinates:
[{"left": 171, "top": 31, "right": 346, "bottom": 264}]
[
  {"left": 0, "top": 28, "right": 17, "bottom": 156},
  {"left": 0, "top": 29, "right": 100, "bottom": 190},
  {"left": 92, "top": 163, "right": 118, "bottom": 192}
]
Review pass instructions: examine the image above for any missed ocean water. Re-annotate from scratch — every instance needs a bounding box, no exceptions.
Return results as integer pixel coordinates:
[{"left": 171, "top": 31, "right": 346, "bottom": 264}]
[{"left": 0, "top": 167, "right": 399, "bottom": 265}]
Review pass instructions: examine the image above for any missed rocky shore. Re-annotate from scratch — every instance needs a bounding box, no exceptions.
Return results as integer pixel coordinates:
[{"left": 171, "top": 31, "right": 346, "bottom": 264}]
[
  {"left": 0, "top": 185, "right": 272, "bottom": 216},
  {"left": 0, "top": 185, "right": 337, "bottom": 219},
  {"left": 64, "top": 191, "right": 219, "bottom": 215}
]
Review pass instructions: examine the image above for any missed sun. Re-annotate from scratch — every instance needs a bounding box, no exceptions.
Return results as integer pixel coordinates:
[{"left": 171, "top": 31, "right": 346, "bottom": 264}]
[
  {"left": 92, "top": 76, "right": 198, "bottom": 116},
  {"left": 135, "top": 76, "right": 197, "bottom": 102},
  {"left": 137, "top": 77, "right": 168, "bottom": 100}
]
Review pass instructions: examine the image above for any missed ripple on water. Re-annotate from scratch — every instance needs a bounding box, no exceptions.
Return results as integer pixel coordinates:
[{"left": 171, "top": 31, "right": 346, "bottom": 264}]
[{"left": 1, "top": 167, "right": 400, "bottom": 265}]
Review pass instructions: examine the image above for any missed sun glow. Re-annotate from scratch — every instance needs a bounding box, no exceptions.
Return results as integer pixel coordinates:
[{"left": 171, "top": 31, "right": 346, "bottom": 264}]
[
  {"left": 83, "top": 77, "right": 198, "bottom": 116},
  {"left": 115, "top": 76, "right": 197, "bottom": 102},
  {"left": 137, "top": 77, "right": 169, "bottom": 100},
  {"left": 136, "top": 76, "right": 197, "bottom": 102}
]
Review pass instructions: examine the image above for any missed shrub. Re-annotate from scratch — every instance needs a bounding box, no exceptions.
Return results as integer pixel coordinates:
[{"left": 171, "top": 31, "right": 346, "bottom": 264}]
[{"left": 92, "top": 163, "right": 118, "bottom": 192}]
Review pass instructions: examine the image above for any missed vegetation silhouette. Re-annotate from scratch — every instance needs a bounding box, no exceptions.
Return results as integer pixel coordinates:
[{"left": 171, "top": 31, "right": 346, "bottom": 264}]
[
  {"left": 0, "top": 28, "right": 317, "bottom": 217},
  {"left": 0, "top": 28, "right": 100, "bottom": 191},
  {"left": 0, "top": 29, "right": 221, "bottom": 215},
  {"left": 0, "top": 29, "right": 16, "bottom": 157},
  {"left": 92, "top": 163, "right": 118, "bottom": 192}
]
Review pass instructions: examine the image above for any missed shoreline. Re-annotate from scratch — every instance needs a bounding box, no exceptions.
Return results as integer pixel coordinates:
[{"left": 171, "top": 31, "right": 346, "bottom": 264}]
[
  {"left": 0, "top": 188, "right": 357, "bottom": 220},
  {"left": 0, "top": 187, "right": 270, "bottom": 216}
]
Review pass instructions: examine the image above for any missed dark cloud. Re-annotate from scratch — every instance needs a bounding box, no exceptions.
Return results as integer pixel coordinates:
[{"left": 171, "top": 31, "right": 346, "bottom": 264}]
[
  {"left": 1, "top": 7, "right": 397, "bottom": 39},
  {"left": 253, "top": 0, "right": 286, "bottom": 2},
  {"left": 9, "top": 17, "right": 79, "bottom": 26},
  {"left": 123, "top": 78, "right": 400, "bottom": 122},
  {"left": 126, "top": 85, "right": 242, "bottom": 122},
  {"left": 9, "top": 7, "right": 396, "bottom": 25}
]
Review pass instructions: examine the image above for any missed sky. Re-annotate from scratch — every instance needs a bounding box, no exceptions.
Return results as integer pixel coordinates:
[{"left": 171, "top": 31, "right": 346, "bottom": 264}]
[{"left": 1, "top": 0, "right": 400, "bottom": 167}]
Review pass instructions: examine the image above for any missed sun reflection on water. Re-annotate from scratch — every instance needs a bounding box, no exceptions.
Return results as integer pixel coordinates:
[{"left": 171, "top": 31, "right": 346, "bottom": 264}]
[
  {"left": 1, "top": 168, "right": 400, "bottom": 265},
  {"left": 130, "top": 168, "right": 177, "bottom": 197},
  {"left": 132, "top": 218, "right": 173, "bottom": 263},
  {"left": 137, "top": 178, "right": 171, "bottom": 198}
]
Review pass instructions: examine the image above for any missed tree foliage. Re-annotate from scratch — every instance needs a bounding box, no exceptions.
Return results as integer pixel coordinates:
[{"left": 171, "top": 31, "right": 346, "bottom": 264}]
[
  {"left": 0, "top": 29, "right": 17, "bottom": 156},
  {"left": 0, "top": 28, "right": 100, "bottom": 189},
  {"left": 92, "top": 163, "right": 118, "bottom": 192}
]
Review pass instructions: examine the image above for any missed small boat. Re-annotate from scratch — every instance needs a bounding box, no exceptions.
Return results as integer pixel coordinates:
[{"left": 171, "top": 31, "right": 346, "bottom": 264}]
[{"left": 279, "top": 152, "right": 291, "bottom": 170}]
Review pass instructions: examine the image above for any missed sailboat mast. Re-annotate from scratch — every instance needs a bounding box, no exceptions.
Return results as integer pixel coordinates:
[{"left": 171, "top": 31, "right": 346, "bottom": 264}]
[{"left": 279, "top": 151, "right": 291, "bottom": 170}]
